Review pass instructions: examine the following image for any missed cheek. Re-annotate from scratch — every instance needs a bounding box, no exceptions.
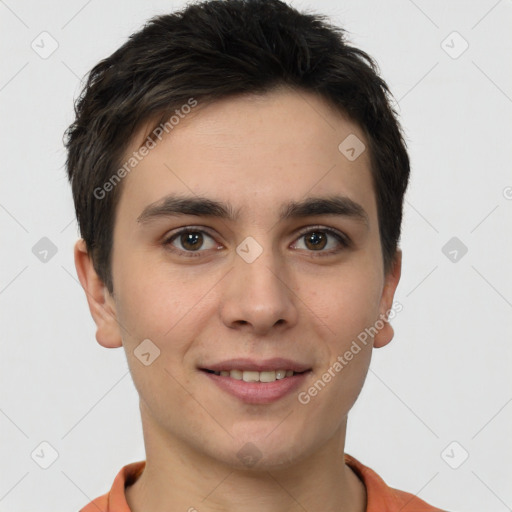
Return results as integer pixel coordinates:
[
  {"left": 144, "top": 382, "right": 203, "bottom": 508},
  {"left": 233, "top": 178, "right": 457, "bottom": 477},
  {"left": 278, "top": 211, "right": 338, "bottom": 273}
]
[
  {"left": 112, "top": 250, "right": 211, "bottom": 342},
  {"left": 300, "top": 277, "right": 378, "bottom": 427},
  {"left": 310, "top": 264, "right": 383, "bottom": 344},
  {"left": 112, "top": 258, "right": 205, "bottom": 412}
]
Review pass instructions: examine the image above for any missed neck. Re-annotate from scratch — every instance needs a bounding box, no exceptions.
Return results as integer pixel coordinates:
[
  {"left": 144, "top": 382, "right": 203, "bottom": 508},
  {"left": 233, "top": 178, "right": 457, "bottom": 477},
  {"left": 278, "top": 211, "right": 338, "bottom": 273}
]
[{"left": 126, "top": 407, "right": 366, "bottom": 512}]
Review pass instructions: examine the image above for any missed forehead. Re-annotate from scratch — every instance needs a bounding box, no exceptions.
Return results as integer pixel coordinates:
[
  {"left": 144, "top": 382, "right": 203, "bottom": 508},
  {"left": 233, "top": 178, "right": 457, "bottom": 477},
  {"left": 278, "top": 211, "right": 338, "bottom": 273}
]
[{"left": 116, "top": 89, "right": 376, "bottom": 224}]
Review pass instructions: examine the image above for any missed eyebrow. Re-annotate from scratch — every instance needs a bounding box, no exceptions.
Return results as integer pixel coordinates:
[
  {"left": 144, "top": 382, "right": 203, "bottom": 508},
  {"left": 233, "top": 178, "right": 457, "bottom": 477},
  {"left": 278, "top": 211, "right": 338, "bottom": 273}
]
[{"left": 137, "top": 194, "right": 369, "bottom": 227}]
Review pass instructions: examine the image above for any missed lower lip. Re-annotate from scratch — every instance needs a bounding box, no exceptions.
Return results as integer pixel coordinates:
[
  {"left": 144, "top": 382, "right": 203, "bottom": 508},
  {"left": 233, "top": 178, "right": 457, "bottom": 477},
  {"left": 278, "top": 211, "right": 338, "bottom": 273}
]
[{"left": 201, "top": 371, "right": 311, "bottom": 404}]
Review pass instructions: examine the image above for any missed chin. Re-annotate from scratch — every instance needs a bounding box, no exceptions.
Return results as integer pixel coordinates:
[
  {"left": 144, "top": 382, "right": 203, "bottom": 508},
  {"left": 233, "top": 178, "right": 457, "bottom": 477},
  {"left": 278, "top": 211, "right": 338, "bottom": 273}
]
[
  {"left": 223, "top": 448, "right": 302, "bottom": 472},
  {"left": 209, "top": 433, "right": 314, "bottom": 473}
]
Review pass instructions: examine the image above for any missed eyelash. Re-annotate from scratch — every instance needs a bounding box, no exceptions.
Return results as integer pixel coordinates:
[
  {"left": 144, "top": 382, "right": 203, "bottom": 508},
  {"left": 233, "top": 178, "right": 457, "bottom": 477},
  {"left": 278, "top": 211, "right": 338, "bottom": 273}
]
[{"left": 162, "top": 225, "right": 350, "bottom": 258}]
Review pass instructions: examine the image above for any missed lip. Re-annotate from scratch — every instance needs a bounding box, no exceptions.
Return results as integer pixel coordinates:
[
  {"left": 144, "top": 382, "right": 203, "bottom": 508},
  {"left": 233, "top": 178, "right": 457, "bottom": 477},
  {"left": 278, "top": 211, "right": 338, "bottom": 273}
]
[
  {"left": 200, "top": 357, "right": 311, "bottom": 373},
  {"left": 201, "top": 369, "right": 311, "bottom": 404}
]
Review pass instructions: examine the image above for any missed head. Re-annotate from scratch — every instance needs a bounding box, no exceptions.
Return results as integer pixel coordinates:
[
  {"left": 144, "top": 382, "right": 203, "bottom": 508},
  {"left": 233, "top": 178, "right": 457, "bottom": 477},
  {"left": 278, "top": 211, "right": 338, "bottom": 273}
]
[{"left": 67, "top": 0, "right": 409, "bottom": 470}]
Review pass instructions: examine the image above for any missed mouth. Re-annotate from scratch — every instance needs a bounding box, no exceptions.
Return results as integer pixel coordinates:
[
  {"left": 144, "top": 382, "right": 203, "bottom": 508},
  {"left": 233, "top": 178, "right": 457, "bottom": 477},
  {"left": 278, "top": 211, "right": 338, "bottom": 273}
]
[
  {"left": 198, "top": 359, "right": 312, "bottom": 404},
  {"left": 200, "top": 368, "right": 309, "bottom": 383}
]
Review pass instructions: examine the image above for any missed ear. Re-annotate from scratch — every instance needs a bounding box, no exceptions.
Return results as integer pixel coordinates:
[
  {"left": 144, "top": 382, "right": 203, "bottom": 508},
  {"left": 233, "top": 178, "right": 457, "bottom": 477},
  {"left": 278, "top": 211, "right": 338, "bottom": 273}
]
[
  {"left": 373, "top": 249, "right": 402, "bottom": 349},
  {"left": 74, "top": 239, "right": 123, "bottom": 348}
]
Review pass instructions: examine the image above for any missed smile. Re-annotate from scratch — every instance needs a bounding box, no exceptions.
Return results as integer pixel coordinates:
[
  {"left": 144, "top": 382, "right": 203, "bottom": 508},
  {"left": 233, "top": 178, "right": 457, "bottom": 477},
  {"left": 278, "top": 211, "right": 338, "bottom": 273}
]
[
  {"left": 200, "top": 365, "right": 312, "bottom": 404},
  {"left": 202, "top": 368, "right": 303, "bottom": 382}
]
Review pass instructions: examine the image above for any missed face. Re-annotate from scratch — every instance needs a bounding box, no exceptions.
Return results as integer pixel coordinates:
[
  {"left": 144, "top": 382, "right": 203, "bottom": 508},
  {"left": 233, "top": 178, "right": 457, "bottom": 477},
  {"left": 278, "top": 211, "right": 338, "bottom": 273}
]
[{"left": 78, "top": 88, "right": 401, "bottom": 470}]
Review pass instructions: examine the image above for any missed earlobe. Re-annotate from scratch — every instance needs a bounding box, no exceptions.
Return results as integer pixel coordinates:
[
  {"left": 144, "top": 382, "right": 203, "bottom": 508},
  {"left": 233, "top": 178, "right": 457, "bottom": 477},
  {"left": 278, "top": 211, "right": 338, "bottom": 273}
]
[
  {"left": 373, "top": 249, "right": 402, "bottom": 349},
  {"left": 74, "top": 239, "right": 123, "bottom": 349}
]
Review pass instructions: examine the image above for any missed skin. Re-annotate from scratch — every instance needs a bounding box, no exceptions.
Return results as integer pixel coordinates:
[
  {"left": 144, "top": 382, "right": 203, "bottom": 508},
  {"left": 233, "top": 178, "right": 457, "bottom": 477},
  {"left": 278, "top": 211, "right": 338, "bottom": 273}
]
[{"left": 75, "top": 87, "right": 401, "bottom": 512}]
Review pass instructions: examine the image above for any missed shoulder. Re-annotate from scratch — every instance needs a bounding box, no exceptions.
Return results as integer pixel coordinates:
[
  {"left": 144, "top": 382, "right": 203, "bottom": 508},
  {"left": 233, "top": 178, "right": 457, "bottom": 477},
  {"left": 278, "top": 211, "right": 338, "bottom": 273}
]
[
  {"left": 78, "top": 460, "right": 145, "bottom": 512},
  {"left": 388, "top": 486, "right": 449, "bottom": 512},
  {"left": 345, "top": 453, "right": 449, "bottom": 512},
  {"left": 79, "top": 492, "right": 108, "bottom": 512}
]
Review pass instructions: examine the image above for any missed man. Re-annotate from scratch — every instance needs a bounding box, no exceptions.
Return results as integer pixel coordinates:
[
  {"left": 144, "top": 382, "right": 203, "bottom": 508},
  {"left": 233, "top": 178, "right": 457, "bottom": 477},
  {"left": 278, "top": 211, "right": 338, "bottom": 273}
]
[{"left": 66, "top": 0, "right": 446, "bottom": 510}]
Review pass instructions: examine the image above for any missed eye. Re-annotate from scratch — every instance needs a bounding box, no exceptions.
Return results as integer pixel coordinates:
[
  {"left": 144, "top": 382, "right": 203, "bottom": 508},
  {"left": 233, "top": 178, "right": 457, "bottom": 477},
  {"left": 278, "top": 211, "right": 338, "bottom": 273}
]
[
  {"left": 292, "top": 226, "right": 350, "bottom": 255},
  {"left": 163, "top": 228, "right": 220, "bottom": 257},
  {"left": 162, "top": 225, "right": 350, "bottom": 258}
]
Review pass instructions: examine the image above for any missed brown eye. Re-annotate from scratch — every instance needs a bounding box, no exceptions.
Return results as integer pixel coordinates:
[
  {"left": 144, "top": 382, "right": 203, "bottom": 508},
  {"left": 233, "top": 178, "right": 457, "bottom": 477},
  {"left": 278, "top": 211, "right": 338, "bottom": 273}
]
[
  {"left": 293, "top": 227, "right": 349, "bottom": 255},
  {"left": 163, "top": 228, "right": 218, "bottom": 256},
  {"left": 303, "top": 231, "right": 328, "bottom": 251},
  {"left": 180, "top": 231, "right": 204, "bottom": 251}
]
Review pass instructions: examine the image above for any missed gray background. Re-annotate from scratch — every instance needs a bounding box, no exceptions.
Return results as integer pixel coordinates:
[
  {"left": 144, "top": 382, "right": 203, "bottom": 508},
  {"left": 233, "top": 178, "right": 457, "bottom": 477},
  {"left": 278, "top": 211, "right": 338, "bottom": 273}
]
[{"left": 1, "top": 0, "right": 511, "bottom": 510}]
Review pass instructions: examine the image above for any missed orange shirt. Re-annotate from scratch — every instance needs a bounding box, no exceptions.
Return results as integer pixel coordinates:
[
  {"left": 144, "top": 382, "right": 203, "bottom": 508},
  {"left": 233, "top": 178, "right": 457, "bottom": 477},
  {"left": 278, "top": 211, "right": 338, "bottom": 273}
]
[{"left": 79, "top": 454, "right": 446, "bottom": 511}]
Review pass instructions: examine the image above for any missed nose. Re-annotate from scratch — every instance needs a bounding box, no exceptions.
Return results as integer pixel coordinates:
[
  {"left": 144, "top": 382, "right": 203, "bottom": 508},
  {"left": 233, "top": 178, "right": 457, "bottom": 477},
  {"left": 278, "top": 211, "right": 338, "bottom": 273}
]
[{"left": 219, "top": 242, "right": 299, "bottom": 336}]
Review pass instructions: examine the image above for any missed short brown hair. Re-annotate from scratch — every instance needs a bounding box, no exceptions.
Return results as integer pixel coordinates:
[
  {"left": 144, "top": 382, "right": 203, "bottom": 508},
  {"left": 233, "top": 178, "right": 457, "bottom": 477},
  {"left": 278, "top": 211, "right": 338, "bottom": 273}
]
[{"left": 64, "top": 0, "right": 410, "bottom": 293}]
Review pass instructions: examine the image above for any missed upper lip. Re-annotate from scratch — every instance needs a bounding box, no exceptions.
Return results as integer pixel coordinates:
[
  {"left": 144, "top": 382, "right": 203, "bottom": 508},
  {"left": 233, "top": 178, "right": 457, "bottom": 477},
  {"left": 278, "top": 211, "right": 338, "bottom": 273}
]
[{"left": 200, "top": 358, "right": 311, "bottom": 373}]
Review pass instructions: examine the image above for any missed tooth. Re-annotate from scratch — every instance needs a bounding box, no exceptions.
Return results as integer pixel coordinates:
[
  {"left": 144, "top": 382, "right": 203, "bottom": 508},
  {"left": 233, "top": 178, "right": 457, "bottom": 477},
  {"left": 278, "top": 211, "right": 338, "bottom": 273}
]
[
  {"left": 275, "top": 369, "right": 286, "bottom": 379},
  {"left": 242, "top": 370, "right": 260, "bottom": 382},
  {"left": 259, "top": 371, "right": 276, "bottom": 382},
  {"left": 224, "top": 369, "right": 297, "bottom": 381},
  {"left": 230, "top": 369, "right": 243, "bottom": 380}
]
